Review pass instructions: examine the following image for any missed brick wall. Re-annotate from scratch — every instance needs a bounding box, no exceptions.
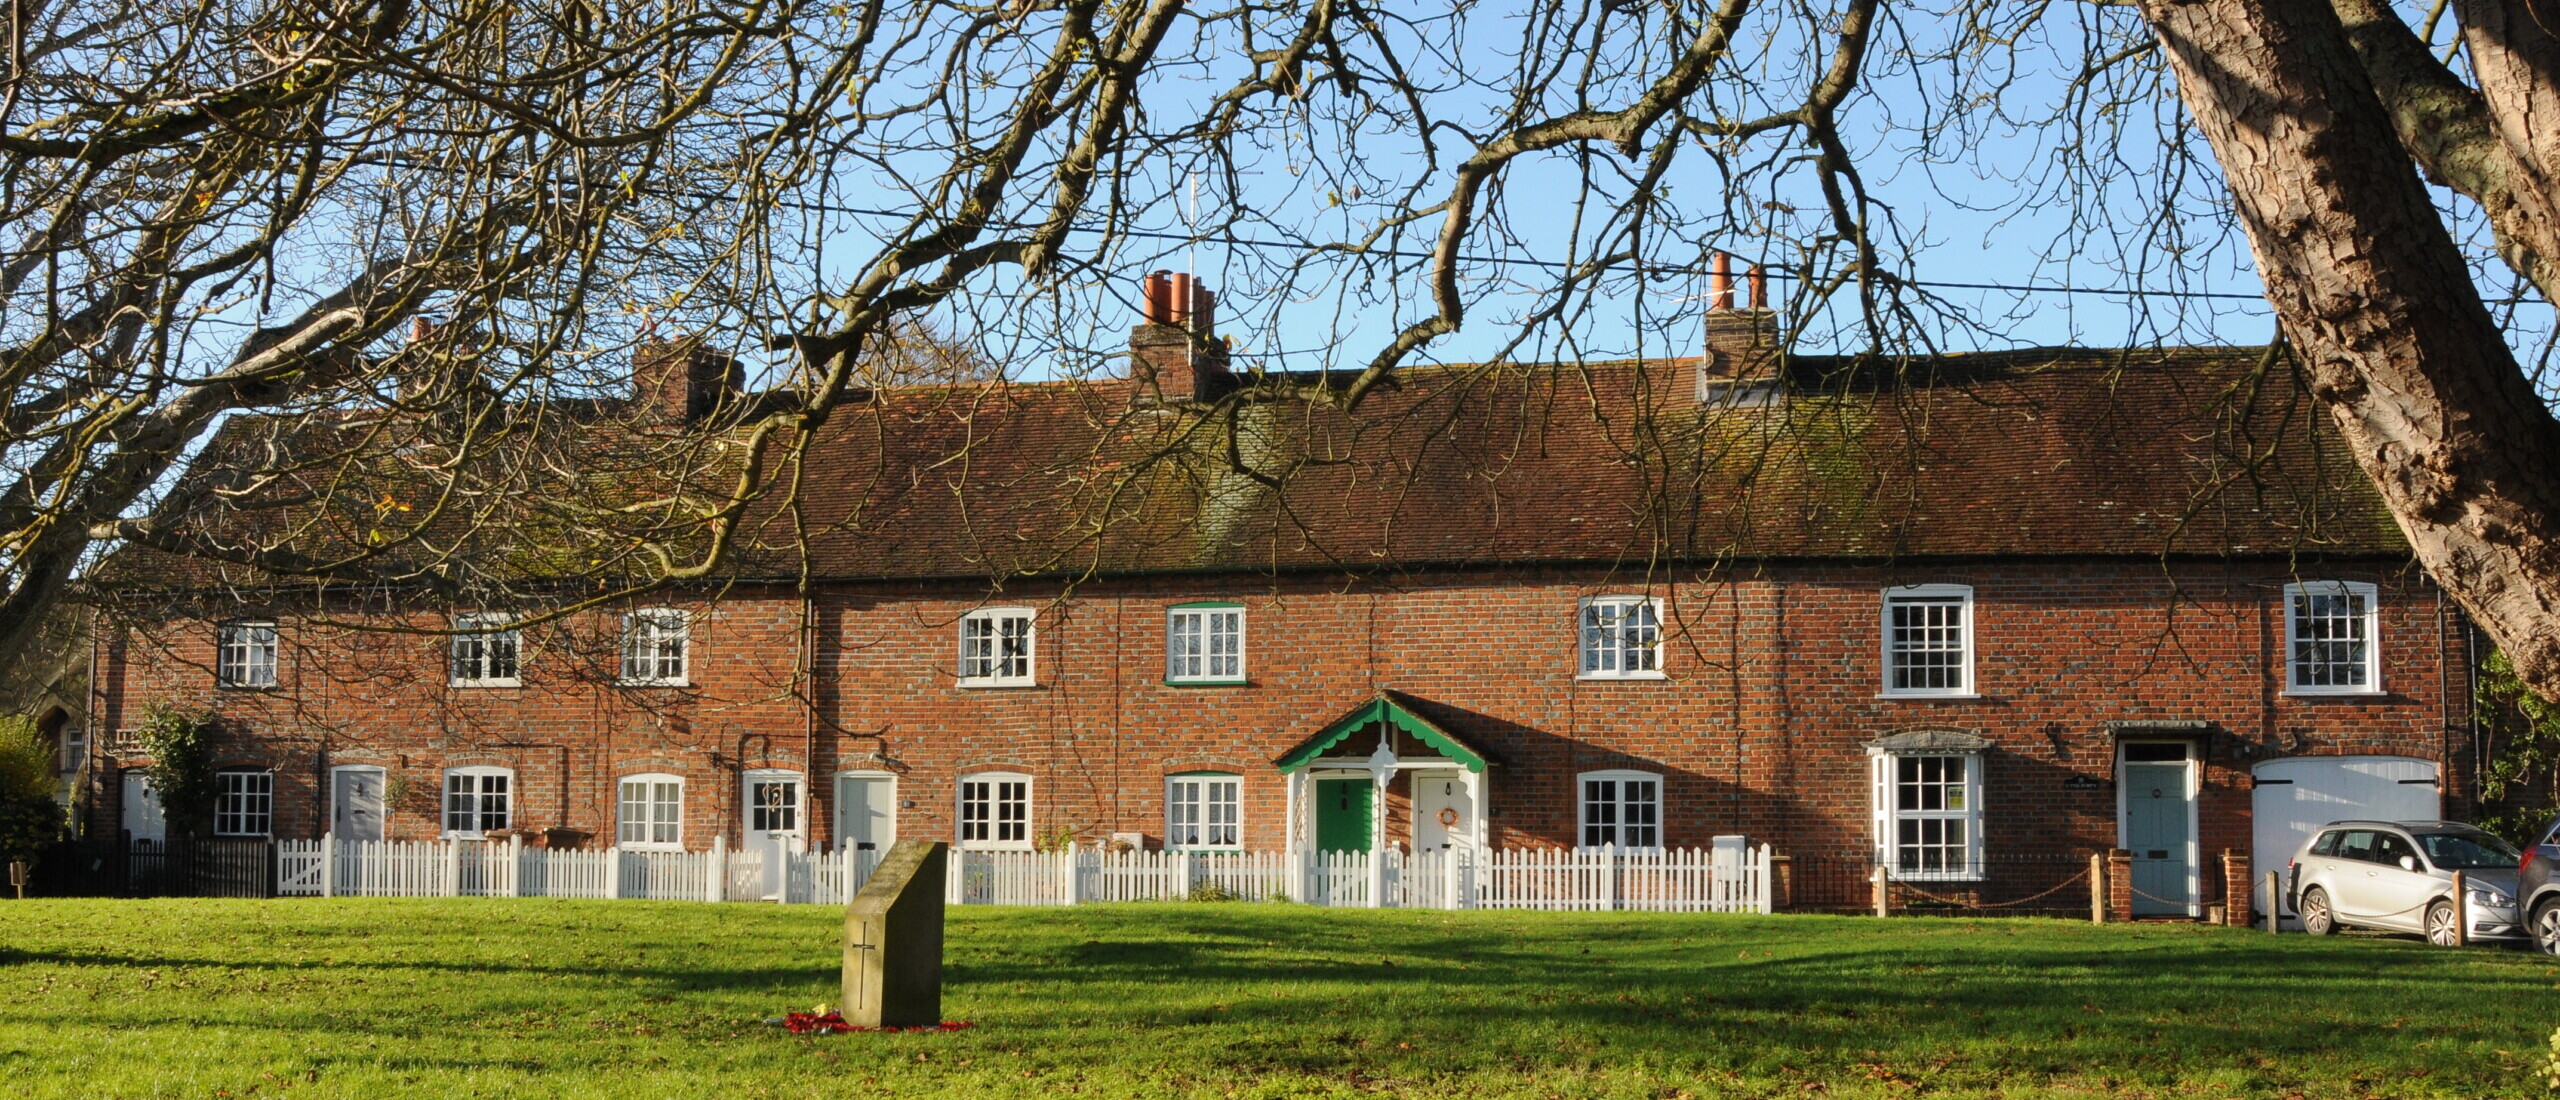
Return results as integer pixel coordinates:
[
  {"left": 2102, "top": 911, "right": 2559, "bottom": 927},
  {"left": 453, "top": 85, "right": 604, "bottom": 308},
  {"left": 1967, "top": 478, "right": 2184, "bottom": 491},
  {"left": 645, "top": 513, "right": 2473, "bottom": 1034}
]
[{"left": 88, "top": 559, "right": 2466, "bottom": 884}]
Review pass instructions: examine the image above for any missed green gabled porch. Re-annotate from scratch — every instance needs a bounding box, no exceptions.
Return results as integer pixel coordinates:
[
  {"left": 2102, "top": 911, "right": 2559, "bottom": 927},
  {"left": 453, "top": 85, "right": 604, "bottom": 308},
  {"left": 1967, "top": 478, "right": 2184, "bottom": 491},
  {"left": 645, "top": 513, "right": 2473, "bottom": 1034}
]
[{"left": 1274, "top": 691, "right": 1497, "bottom": 865}]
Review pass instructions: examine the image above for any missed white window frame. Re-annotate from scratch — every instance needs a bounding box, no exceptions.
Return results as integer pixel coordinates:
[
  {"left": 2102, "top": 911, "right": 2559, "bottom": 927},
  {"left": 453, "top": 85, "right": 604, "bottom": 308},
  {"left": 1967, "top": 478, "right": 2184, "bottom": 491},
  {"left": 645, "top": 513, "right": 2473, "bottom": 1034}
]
[
  {"left": 616, "top": 773, "right": 685, "bottom": 850},
  {"left": 1881, "top": 584, "right": 1976, "bottom": 698},
  {"left": 1164, "top": 773, "right": 1242, "bottom": 850},
  {"left": 212, "top": 769, "right": 273, "bottom": 837},
  {"left": 619, "top": 608, "right": 690, "bottom": 687},
  {"left": 958, "top": 608, "right": 1036, "bottom": 687},
  {"left": 1576, "top": 769, "right": 1664, "bottom": 851},
  {"left": 442, "top": 766, "right": 514, "bottom": 838},
  {"left": 1165, "top": 604, "right": 1247, "bottom": 684},
  {"left": 216, "top": 620, "right": 279, "bottom": 689},
  {"left": 742, "top": 769, "right": 805, "bottom": 842},
  {"left": 2283, "top": 581, "right": 2383, "bottom": 695},
  {"left": 957, "top": 771, "right": 1033, "bottom": 850},
  {"left": 449, "top": 613, "right": 522, "bottom": 687},
  {"left": 1579, "top": 596, "right": 1666, "bottom": 680},
  {"left": 1870, "top": 751, "right": 1984, "bottom": 881}
]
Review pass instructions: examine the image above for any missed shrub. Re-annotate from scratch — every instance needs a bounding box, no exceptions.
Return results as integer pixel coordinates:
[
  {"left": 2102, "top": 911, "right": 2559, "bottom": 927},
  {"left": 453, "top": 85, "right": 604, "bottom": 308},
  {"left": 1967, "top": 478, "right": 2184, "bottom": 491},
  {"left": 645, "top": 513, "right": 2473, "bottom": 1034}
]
[
  {"left": 0, "top": 715, "right": 53, "bottom": 803},
  {"left": 1187, "top": 880, "right": 1241, "bottom": 903}
]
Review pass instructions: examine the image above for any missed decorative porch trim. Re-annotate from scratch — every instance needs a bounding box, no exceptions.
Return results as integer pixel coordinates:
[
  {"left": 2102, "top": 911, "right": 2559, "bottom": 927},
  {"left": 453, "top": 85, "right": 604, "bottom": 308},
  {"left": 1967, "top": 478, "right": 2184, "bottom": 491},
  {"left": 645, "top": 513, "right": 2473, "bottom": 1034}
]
[{"left": 1273, "top": 691, "right": 1496, "bottom": 774}]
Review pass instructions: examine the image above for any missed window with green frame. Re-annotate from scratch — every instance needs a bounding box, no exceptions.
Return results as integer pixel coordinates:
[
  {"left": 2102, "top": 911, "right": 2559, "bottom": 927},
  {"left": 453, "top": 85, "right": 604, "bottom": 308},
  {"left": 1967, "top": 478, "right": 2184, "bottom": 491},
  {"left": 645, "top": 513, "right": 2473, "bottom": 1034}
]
[{"left": 1166, "top": 603, "right": 1245, "bottom": 683}]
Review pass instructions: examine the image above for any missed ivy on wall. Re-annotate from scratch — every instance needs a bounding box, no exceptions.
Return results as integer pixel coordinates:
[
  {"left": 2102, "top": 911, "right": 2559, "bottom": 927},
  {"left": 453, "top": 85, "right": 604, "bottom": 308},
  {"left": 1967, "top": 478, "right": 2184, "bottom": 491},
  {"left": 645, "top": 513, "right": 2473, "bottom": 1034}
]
[
  {"left": 134, "top": 703, "right": 218, "bottom": 836},
  {"left": 2473, "top": 650, "right": 2560, "bottom": 843}
]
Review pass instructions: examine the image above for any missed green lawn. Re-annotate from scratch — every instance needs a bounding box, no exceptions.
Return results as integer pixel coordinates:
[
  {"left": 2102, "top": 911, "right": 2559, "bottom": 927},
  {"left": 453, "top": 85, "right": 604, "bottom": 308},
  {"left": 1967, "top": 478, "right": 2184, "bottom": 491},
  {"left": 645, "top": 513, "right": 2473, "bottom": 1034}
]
[{"left": 2, "top": 899, "right": 2555, "bottom": 1098}]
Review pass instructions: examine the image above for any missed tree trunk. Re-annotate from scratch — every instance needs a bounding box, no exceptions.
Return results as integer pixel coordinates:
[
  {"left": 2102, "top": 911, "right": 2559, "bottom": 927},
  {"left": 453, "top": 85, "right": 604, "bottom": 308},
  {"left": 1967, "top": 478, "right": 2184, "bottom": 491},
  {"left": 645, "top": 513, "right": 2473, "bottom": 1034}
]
[{"left": 2139, "top": 0, "right": 2560, "bottom": 699}]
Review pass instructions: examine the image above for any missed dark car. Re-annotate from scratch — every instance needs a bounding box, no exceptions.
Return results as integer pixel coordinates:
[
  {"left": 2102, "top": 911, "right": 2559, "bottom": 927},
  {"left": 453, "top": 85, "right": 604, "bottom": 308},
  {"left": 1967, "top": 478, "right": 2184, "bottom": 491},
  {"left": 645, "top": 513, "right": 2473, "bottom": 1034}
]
[{"left": 2522, "top": 816, "right": 2560, "bottom": 954}]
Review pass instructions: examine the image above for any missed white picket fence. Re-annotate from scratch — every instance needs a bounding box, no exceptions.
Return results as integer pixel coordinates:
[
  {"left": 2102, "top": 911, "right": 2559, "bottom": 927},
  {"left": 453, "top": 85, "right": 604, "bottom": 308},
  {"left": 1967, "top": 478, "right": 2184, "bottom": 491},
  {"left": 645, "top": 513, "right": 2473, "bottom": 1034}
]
[
  {"left": 275, "top": 837, "right": 1770, "bottom": 913},
  {"left": 276, "top": 835, "right": 884, "bottom": 904},
  {"left": 947, "top": 843, "right": 1772, "bottom": 912}
]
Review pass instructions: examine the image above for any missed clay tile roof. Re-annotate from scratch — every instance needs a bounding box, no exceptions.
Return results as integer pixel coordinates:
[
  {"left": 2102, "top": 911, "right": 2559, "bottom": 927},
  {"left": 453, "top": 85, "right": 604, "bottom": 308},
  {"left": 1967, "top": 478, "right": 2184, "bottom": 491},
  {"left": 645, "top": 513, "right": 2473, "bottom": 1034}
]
[
  {"left": 101, "top": 343, "right": 2407, "bottom": 592},
  {"left": 742, "top": 344, "right": 2403, "bottom": 580}
]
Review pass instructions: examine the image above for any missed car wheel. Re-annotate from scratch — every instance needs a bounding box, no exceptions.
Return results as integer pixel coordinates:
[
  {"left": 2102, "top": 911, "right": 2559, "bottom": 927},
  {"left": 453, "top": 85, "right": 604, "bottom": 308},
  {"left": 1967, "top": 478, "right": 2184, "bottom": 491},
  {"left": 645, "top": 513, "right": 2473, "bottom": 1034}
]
[
  {"left": 2425, "top": 900, "right": 2462, "bottom": 947},
  {"left": 2300, "top": 887, "right": 2337, "bottom": 936},
  {"left": 2535, "top": 900, "right": 2560, "bottom": 956}
]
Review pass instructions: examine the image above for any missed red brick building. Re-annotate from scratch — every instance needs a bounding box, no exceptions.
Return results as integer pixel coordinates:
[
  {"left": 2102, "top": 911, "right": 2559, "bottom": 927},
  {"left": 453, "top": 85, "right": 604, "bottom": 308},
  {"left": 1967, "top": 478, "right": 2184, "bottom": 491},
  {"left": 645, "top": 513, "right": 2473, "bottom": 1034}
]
[{"left": 82, "top": 294, "right": 2469, "bottom": 917}]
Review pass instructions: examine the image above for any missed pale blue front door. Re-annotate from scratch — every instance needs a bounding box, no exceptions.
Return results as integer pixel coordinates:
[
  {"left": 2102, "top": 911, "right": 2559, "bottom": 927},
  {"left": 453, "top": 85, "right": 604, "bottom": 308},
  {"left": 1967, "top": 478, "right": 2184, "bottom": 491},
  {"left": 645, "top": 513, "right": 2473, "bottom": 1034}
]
[{"left": 2124, "top": 761, "right": 2195, "bottom": 916}]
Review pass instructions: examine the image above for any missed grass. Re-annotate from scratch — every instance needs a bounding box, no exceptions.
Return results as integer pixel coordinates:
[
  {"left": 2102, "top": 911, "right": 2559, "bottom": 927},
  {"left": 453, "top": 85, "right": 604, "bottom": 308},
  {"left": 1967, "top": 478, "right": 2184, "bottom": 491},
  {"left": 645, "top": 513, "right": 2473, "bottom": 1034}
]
[{"left": 2, "top": 899, "right": 2556, "bottom": 1098}]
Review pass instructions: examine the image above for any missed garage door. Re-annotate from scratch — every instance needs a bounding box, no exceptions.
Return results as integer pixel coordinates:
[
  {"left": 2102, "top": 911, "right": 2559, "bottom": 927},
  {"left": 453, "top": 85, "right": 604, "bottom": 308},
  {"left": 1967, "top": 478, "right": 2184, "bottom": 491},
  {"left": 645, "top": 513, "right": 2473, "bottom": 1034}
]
[{"left": 2250, "top": 755, "right": 2439, "bottom": 914}]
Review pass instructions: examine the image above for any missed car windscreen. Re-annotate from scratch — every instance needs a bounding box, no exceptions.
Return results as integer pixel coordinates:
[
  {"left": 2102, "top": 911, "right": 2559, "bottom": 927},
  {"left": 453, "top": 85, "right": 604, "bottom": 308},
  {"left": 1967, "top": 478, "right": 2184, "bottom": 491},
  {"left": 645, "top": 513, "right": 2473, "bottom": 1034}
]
[{"left": 2416, "top": 831, "right": 2522, "bottom": 870}]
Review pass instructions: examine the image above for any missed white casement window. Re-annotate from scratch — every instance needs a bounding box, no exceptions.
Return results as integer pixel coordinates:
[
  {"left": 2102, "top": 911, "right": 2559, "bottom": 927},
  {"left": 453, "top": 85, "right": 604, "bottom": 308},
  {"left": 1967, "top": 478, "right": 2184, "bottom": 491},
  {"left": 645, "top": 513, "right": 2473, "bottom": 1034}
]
[
  {"left": 616, "top": 773, "right": 684, "bottom": 849},
  {"left": 957, "top": 772, "right": 1032, "bottom": 849},
  {"left": 2285, "top": 581, "right": 2381, "bottom": 694},
  {"left": 1166, "top": 605, "right": 1246, "bottom": 683},
  {"left": 212, "top": 770, "right": 273, "bottom": 837},
  {"left": 1579, "top": 596, "right": 1665, "bottom": 679},
  {"left": 958, "top": 608, "right": 1035, "bottom": 686},
  {"left": 216, "top": 621, "right": 279, "bottom": 688},
  {"left": 450, "top": 613, "right": 522, "bottom": 686},
  {"left": 1577, "top": 770, "right": 1662, "bottom": 850},
  {"left": 1871, "top": 752, "right": 1983, "bottom": 880},
  {"left": 443, "top": 766, "right": 514, "bottom": 837},
  {"left": 1882, "top": 585, "right": 1974, "bottom": 697},
  {"left": 1165, "top": 774, "right": 1241, "bottom": 849},
  {"left": 620, "top": 609, "right": 689, "bottom": 686}
]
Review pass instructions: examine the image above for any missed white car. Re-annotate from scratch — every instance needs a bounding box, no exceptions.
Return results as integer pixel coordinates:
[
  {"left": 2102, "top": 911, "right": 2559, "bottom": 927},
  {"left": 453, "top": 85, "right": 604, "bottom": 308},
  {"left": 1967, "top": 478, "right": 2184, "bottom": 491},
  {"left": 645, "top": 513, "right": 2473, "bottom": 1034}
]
[{"left": 2288, "top": 821, "right": 2524, "bottom": 945}]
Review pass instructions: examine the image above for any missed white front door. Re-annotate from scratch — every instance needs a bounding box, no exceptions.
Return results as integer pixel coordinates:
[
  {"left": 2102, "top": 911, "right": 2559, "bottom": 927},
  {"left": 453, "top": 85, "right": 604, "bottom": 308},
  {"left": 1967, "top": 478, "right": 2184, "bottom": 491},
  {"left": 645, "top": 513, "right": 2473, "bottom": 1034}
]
[
  {"left": 743, "top": 770, "right": 804, "bottom": 848},
  {"left": 1412, "top": 771, "right": 1475, "bottom": 850},
  {"left": 121, "top": 772, "right": 166, "bottom": 845},
  {"left": 836, "top": 774, "right": 895, "bottom": 852},
  {"left": 332, "top": 767, "right": 386, "bottom": 841}
]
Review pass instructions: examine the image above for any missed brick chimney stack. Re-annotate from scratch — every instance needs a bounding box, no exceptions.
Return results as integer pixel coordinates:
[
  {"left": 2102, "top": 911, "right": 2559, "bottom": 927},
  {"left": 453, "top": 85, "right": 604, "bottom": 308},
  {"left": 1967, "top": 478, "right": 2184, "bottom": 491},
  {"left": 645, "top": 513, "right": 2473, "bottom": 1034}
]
[
  {"left": 1131, "top": 269, "right": 1233, "bottom": 404},
  {"left": 1698, "top": 251, "right": 1780, "bottom": 404},
  {"left": 635, "top": 337, "right": 745, "bottom": 425}
]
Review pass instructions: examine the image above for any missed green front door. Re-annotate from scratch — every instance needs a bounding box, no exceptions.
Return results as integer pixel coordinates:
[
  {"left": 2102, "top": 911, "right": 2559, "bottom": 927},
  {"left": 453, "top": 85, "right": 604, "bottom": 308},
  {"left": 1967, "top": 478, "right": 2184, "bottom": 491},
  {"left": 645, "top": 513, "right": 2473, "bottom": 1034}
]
[{"left": 1315, "top": 778, "right": 1374, "bottom": 853}]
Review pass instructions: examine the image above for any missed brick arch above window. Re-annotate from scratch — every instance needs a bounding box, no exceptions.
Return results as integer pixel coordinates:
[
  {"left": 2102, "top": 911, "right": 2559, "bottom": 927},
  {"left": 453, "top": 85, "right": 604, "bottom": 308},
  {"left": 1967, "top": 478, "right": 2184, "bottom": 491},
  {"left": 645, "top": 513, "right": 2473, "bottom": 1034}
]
[{"left": 1160, "top": 757, "right": 1258, "bottom": 775}]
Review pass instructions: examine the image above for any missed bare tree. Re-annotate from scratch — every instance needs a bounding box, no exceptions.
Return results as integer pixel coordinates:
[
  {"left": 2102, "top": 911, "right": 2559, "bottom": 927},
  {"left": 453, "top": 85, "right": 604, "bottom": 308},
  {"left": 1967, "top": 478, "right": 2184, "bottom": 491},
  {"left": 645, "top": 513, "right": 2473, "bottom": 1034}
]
[{"left": 25, "top": 0, "right": 2560, "bottom": 711}]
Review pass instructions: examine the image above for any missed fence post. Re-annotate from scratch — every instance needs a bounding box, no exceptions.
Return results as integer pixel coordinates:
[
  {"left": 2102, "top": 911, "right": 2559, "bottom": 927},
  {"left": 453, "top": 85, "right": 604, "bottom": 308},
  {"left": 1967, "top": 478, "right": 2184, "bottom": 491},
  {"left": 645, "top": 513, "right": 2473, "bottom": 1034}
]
[
  {"left": 507, "top": 834, "right": 524, "bottom": 898},
  {"left": 709, "top": 835, "right": 728, "bottom": 903},
  {"left": 2089, "top": 853, "right": 2106, "bottom": 924},
  {"left": 2106, "top": 849, "right": 2134, "bottom": 923},
  {"left": 2451, "top": 869, "right": 2470, "bottom": 946},
  {"left": 2263, "top": 871, "right": 2279, "bottom": 934},
  {"left": 1608, "top": 845, "right": 1623, "bottom": 912},
  {"left": 1871, "top": 864, "right": 1889, "bottom": 918},
  {"left": 840, "top": 844, "right": 856, "bottom": 904},
  {"left": 320, "top": 832, "right": 336, "bottom": 899},
  {"left": 606, "top": 847, "right": 625, "bottom": 900},
  {"left": 443, "top": 840, "right": 462, "bottom": 898}
]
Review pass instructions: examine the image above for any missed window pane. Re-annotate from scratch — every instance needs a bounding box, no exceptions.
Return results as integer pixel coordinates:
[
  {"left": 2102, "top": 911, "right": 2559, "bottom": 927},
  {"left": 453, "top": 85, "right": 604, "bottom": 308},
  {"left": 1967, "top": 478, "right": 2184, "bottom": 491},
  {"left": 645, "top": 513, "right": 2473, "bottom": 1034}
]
[
  {"left": 1888, "top": 598, "right": 1966, "bottom": 691},
  {"left": 1582, "top": 778, "right": 1618, "bottom": 847},
  {"left": 2291, "top": 589, "right": 2370, "bottom": 688},
  {"left": 1168, "top": 612, "right": 1202, "bottom": 680},
  {"left": 1623, "top": 780, "right": 1659, "bottom": 849}
]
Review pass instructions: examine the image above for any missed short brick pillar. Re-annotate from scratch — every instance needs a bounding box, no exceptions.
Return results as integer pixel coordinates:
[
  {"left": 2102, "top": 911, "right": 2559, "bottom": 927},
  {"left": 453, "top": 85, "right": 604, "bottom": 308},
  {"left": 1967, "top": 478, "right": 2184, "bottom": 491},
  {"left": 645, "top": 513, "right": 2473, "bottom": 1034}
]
[
  {"left": 1770, "top": 854, "right": 1794, "bottom": 910},
  {"left": 2107, "top": 848, "right": 2134, "bottom": 923},
  {"left": 2220, "top": 849, "right": 2250, "bottom": 927}
]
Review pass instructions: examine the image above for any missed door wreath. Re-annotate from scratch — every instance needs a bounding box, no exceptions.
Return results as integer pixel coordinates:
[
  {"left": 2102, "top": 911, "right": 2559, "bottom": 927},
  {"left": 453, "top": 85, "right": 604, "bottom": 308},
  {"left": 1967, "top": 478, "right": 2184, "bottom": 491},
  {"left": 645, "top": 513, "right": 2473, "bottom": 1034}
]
[{"left": 1436, "top": 807, "right": 1461, "bottom": 828}]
